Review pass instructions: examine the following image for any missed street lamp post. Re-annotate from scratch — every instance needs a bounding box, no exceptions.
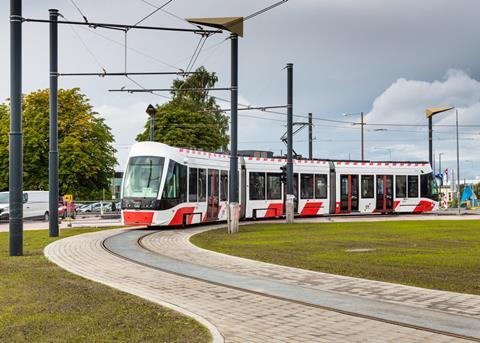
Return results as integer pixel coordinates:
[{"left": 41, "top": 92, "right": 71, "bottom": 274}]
[
  {"left": 146, "top": 104, "right": 156, "bottom": 141},
  {"left": 425, "top": 107, "right": 454, "bottom": 167},
  {"left": 186, "top": 17, "right": 243, "bottom": 233},
  {"left": 456, "top": 109, "right": 461, "bottom": 215},
  {"left": 343, "top": 112, "right": 365, "bottom": 160}
]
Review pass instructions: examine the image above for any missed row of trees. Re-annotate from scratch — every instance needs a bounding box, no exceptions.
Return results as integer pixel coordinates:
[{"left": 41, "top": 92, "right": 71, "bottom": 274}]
[
  {"left": 0, "top": 67, "right": 229, "bottom": 199},
  {"left": 0, "top": 88, "right": 116, "bottom": 199},
  {"left": 136, "top": 67, "right": 229, "bottom": 151}
]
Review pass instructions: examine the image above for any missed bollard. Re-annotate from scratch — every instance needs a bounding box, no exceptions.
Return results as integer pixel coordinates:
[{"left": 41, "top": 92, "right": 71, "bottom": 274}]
[
  {"left": 286, "top": 195, "right": 295, "bottom": 224},
  {"left": 228, "top": 202, "right": 240, "bottom": 233}
]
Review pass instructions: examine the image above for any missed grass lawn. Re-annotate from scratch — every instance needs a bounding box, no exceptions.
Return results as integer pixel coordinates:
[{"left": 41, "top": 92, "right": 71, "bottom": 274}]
[
  {"left": 0, "top": 228, "right": 210, "bottom": 343},
  {"left": 191, "top": 220, "right": 480, "bottom": 295}
]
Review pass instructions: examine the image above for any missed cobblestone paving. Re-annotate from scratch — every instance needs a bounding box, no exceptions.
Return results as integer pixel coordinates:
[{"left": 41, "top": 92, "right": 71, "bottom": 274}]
[
  {"left": 45, "top": 229, "right": 468, "bottom": 342},
  {"left": 143, "top": 226, "right": 480, "bottom": 319}
]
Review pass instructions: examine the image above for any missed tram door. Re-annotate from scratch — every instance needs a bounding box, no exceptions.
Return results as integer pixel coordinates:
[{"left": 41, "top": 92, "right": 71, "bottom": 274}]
[
  {"left": 376, "top": 175, "right": 394, "bottom": 212},
  {"left": 340, "top": 175, "right": 359, "bottom": 213},
  {"left": 206, "top": 169, "right": 219, "bottom": 220}
]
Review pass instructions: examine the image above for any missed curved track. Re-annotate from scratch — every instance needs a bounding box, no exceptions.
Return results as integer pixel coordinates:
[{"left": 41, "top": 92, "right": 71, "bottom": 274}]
[
  {"left": 102, "top": 227, "right": 480, "bottom": 342},
  {"left": 45, "top": 221, "right": 480, "bottom": 342}
]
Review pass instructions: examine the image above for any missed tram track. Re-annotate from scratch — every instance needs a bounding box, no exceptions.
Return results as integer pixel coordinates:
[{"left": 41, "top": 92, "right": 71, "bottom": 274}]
[{"left": 101, "top": 225, "right": 480, "bottom": 342}]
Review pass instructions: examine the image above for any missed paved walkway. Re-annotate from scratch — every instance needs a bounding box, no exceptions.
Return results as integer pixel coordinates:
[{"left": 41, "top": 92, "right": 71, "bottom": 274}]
[
  {"left": 44, "top": 225, "right": 480, "bottom": 342},
  {"left": 0, "top": 217, "right": 123, "bottom": 232}
]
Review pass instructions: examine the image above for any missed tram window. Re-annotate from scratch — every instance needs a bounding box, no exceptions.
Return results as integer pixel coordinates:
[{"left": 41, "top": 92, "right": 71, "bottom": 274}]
[
  {"left": 249, "top": 172, "right": 266, "bottom": 200},
  {"left": 220, "top": 170, "right": 228, "bottom": 201},
  {"left": 396, "top": 175, "right": 407, "bottom": 198},
  {"left": 300, "top": 174, "right": 314, "bottom": 199},
  {"left": 361, "top": 175, "right": 374, "bottom": 198},
  {"left": 189, "top": 168, "right": 198, "bottom": 202},
  {"left": 315, "top": 174, "right": 328, "bottom": 199},
  {"left": 267, "top": 173, "right": 282, "bottom": 200},
  {"left": 162, "top": 161, "right": 187, "bottom": 201},
  {"left": 198, "top": 169, "right": 207, "bottom": 202},
  {"left": 408, "top": 175, "right": 419, "bottom": 198}
]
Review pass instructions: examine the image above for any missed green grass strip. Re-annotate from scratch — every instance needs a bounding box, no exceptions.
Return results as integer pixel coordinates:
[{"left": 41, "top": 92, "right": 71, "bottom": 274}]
[
  {"left": 0, "top": 228, "right": 210, "bottom": 343},
  {"left": 191, "top": 220, "right": 480, "bottom": 295}
]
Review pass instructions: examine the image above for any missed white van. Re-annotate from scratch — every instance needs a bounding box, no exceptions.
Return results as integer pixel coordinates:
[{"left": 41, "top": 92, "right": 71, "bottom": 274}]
[{"left": 0, "top": 191, "right": 50, "bottom": 221}]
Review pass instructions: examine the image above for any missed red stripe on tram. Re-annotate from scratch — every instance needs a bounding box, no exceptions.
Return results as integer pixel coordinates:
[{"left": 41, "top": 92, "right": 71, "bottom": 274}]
[
  {"left": 169, "top": 207, "right": 196, "bottom": 226},
  {"left": 413, "top": 200, "right": 435, "bottom": 213},
  {"left": 123, "top": 211, "right": 154, "bottom": 226},
  {"left": 300, "top": 202, "right": 323, "bottom": 216},
  {"left": 265, "top": 203, "right": 283, "bottom": 218}
]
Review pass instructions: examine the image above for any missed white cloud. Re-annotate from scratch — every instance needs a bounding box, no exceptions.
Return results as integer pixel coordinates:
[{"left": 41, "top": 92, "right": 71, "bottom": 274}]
[
  {"left": 366, "top": 69, "right": 480, "bottom": 125},
  {"left": 365, "top": 70, "right": 480, "bottom": 178}
]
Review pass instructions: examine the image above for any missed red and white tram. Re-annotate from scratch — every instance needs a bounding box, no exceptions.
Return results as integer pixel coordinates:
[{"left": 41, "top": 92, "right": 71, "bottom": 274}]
[{"left": 121, "top": 142, "right": 439, "bottom": 226}]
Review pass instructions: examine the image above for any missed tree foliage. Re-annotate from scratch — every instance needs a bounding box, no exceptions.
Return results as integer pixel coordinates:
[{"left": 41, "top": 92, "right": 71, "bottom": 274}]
[
  {"left": 136, "top": 67, "right": 229, "bottom": 151},
  {"left": 0, "top": 88, "right": 116, "bottom": 199}
]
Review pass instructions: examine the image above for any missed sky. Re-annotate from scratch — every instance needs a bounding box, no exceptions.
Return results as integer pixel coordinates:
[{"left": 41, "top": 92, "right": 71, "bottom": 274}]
[{"left": 1, "top": 0, "right": 479, "bottom": 179}]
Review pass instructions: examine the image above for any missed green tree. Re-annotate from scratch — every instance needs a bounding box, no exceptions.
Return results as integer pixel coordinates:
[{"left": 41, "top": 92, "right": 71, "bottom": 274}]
[
  {"left": 0, "top": 88, "right": 116, "bottom": 199},
  {"left": 136, "top": 66, "right": 229, "bottom": 151}
]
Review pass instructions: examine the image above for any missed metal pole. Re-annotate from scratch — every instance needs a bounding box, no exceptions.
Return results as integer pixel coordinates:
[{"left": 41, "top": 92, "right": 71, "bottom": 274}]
[
  {"left": 49, "top": 9, "right": 59, "bottom": 237},
  {"left": 9, "top": 0, "right": 23, "bottom": 256},
  {"left": 149, "top": 114, "right": 154, "bottom": 141},
  {"left": 228, "top": 33, "right": 239, "bottom": 233},
  {"left": 308, "top": 113, "right": 312, "bottom": 159},
  {"left": 286, "top": 64, "right": 293, "bottom": 194},
  {"left": 286, "top": 63, "right": 294, "bottom": 224},
  {"left": 432, "top": 150, "right": 436, "bottom": 175},
  {"left": 428, "top": 116, "right": 433, "bottom": 166},
  {"left": 439, "top": 153, "right": 442, "bottom": 186},
  {"left": 456, "top": 109, "right": 461, "bottom": 215},
  {"left": 361, "top": 112, "right": 365, "bottom": 160},
  {"left": 439, "top": 153, "right": 442, "bottom": 176}
]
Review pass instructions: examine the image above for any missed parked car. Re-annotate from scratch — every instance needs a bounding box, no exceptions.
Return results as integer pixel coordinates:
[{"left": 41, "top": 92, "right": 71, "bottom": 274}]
[
  {"left": 103, "top": 202, "right": 121, "bottom": 212},
  {"left": 78, "top": 202, "right": 103, "bottom": 213},
  {"left": 0, "top": 191, "right": 50, "bottom": 221}
]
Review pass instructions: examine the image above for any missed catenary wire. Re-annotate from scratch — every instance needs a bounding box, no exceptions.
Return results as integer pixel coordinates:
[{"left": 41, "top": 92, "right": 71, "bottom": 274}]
[
  {"left": 140, "top": 0, "right": 204, "bottom": 30},
  {"left": 69, "top": 0, "right": 89, "bottom": 23},
  {"left": 185, "top": 35, "right": 205, "bottom": 73},
  {"left": 133, "top": 0, "right": 174, "bottom": 27},
  {"left": 187, "top": 34, "right": 209, "bottom": 72},
  {"left": 60, "top": 13, "right": 106, "bottom": 71},
  {"left": 76, "top": 24, "right": 182, "bottom": 70}
]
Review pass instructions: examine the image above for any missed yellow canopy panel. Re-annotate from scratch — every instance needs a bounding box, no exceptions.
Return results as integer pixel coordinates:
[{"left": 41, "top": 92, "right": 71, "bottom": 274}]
[
  {"left": 186, "top": 17, "right": 244, "bottom": 37},
  {"left": 425, "top": 107, "right": 454, "bottom": 118}
]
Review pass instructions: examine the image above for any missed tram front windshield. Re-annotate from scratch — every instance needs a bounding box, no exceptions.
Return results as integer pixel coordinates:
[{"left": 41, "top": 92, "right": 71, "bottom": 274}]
[
  {"left": 123, "top": 156, "right": 165, "bottom": 198},
  {"left": 421, "top": 172, "right": 439, "bottom": 201}
]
